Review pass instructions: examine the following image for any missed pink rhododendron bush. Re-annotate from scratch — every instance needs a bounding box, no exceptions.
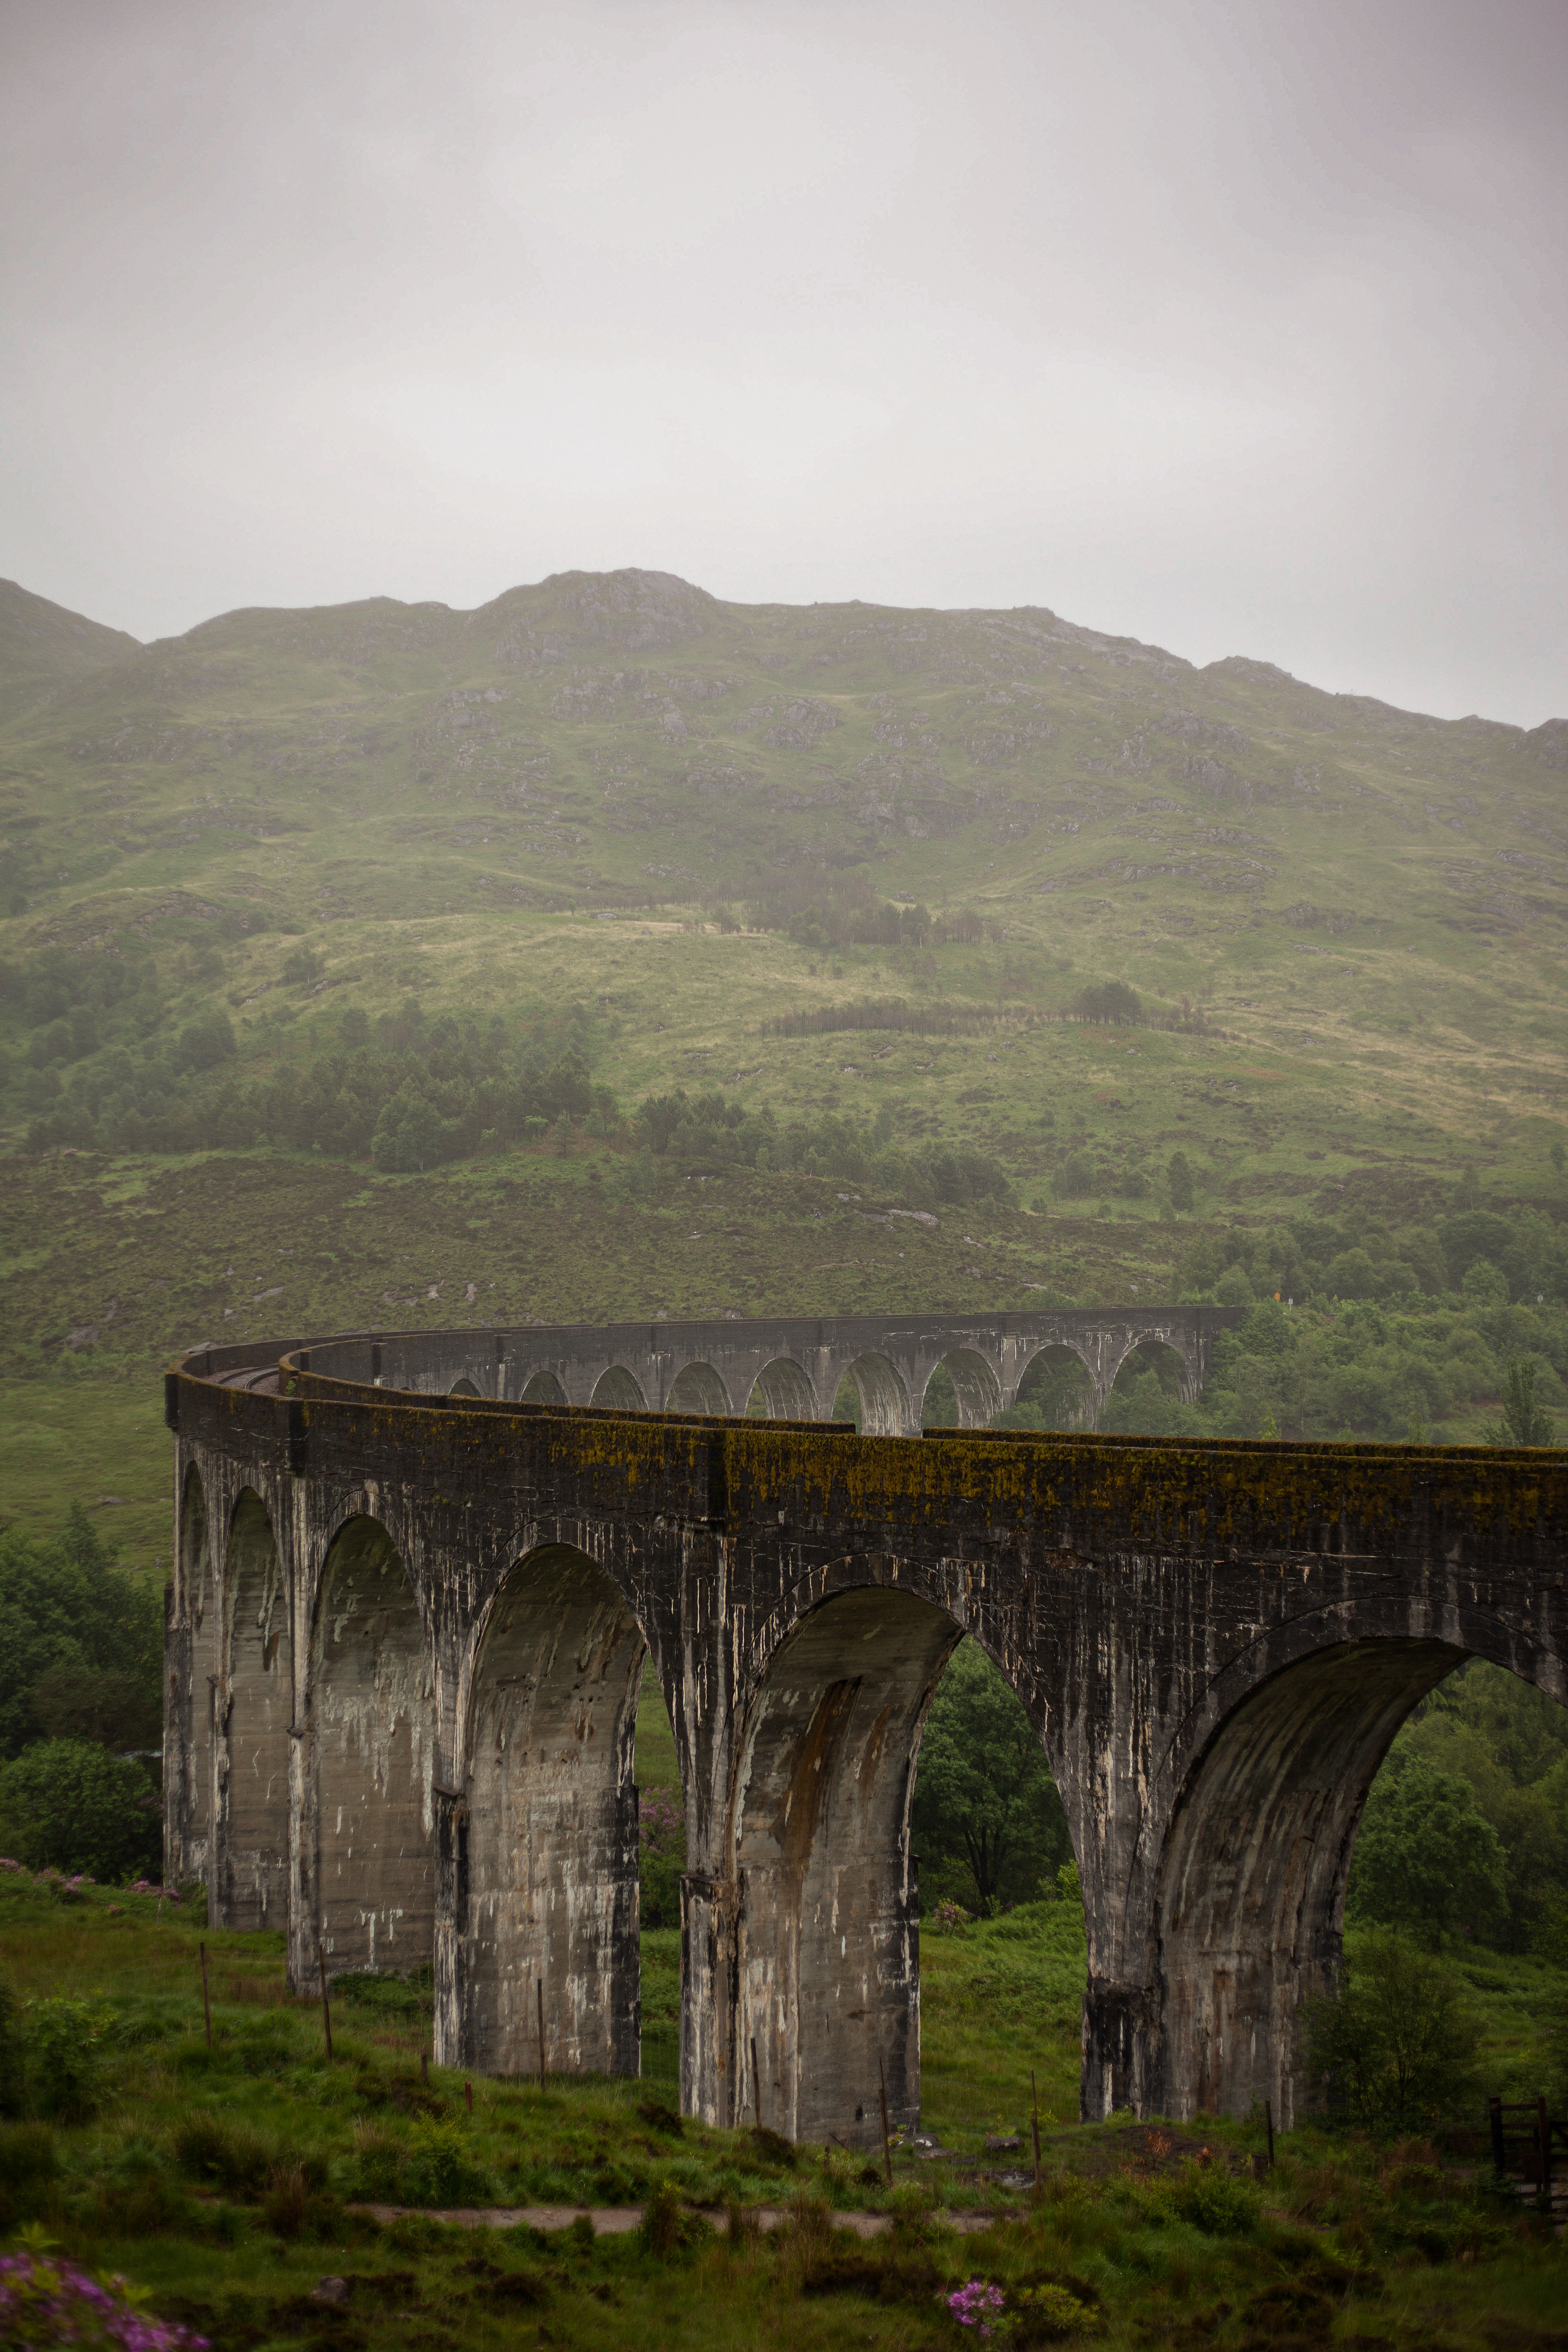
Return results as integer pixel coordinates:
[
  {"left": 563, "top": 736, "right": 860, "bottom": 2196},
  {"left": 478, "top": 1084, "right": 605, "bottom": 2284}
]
[{"left": 0, "top": 2243, "right": 207, "bottom": 2350}]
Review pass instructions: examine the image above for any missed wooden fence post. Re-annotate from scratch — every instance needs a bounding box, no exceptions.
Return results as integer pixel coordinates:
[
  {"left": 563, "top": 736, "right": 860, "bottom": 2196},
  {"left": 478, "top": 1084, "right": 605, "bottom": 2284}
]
[{"left": 317, "top": 1942, "right": 333, "bottom": 2061}]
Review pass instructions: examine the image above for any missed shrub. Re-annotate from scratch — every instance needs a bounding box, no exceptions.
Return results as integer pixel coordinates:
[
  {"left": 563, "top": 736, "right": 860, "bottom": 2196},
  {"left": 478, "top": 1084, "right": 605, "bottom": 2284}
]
[
  {"left": 0, "top": 2245, "right": 207, "bottom": 2350},
  {"left": 1301, "top": 1930, "right": 1483, "bottom": 2128},
  {"left": 639, "top": 1788, "right": 686, "bottom": 1929},
  {"left": 263, "top": 2161, "right": 308, "bottom": 2238},
  {"left": 0, "top": 1740, "right": 160, "bottom": 1881},
  {"left": 25, "top": 1998, "right": 117, "bottom": 2121},
  {"left": 172, "top": 2111, "right": 273, "bottom": 2193},
  {"left": 947, "top": 2278, "right": 1006, "bottom": 2332},
  {"left": 1167, "top": 2160, "right": 1263, "bottom": 2235},
  {"left": 638, "top": 2179, "right": 703, "bottom": 2257},
  {"left": 401, "top": 2117, "right": 489, "bottom": 2207},
  {"left": 352, "top": 2118, "right": 407, "bottom": 2199},
  {"left": 1009, "top": 2280, "right": 1102, "bottom": 2342}
]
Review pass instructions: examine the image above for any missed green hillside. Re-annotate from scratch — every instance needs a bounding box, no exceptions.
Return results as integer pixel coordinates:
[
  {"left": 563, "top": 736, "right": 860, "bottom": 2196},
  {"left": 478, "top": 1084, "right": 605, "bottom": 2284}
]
[
  {"left": 0, "top": 577, "right": 140, "bottom": 734},
  {"left": 1, "top": 567, "right": 1565, "bottom": 1557}
]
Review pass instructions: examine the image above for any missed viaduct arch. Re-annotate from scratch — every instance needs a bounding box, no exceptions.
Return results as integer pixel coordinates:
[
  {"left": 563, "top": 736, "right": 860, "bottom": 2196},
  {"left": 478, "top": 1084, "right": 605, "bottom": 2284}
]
[{"left": 164, "top": 1311, "right": 1565, "bottom": 2142}]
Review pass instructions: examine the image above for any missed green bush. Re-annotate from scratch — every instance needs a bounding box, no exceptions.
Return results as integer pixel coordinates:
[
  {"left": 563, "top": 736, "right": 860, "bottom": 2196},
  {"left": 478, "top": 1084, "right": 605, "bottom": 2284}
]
[
  {"left": 0, "top": 1739, "right": 160, "bottom": 1880},
  {"left": 24, "top": 1997, "right": 117, "bottom": 2121},
  {"left": 1167, "top": 2160, "right": 1263, "bottom": 2235},
  {"left": 1301, "top": 1930, "right": 1483, "bottom": 2128},
  {"left": 401, "top": 2118, "right": 490, "bottom": 2207}
]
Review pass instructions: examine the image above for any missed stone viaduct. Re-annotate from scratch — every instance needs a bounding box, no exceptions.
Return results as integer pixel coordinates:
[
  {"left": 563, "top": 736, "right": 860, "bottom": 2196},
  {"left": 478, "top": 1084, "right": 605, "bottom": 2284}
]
[{"left": 162, "top": 1308, "right": 1567, "bottom": 2145}]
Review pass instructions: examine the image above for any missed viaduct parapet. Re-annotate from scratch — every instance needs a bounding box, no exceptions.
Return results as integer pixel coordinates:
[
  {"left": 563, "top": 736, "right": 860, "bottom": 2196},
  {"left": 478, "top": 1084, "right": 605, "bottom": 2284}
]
[
  {"left": 163, "top": 1310, "right": 1566, "bottom": 2143},
  {"left": 334, "top": 1302, "right": 1237, "bottom": 1430}
]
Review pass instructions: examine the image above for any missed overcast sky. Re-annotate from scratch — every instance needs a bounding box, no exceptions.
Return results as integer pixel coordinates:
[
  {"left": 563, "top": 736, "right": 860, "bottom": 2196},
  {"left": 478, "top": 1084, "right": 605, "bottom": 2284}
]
[{"left": 1, "top": 0, "right": 1563, "bottom": 723}]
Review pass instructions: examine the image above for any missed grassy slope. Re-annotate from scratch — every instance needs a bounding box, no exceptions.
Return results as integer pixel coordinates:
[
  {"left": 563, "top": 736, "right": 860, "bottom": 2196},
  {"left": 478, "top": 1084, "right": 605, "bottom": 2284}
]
[{"left": 1, "top": 1874, "right": 1562, "bottom": 2351}]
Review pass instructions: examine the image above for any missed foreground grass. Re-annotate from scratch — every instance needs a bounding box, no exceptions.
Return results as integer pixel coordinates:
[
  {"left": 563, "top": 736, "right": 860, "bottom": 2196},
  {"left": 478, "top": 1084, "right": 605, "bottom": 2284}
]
[{"left": 2, "top": 1872, "right": 1564, "bottom": 2351}]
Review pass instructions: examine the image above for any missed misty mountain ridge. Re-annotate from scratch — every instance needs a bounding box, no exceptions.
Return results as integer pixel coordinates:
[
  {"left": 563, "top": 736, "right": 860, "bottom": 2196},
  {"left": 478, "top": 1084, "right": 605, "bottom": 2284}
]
[{"left": 0, "top": 566, "right": 1563, "bottom": 959}]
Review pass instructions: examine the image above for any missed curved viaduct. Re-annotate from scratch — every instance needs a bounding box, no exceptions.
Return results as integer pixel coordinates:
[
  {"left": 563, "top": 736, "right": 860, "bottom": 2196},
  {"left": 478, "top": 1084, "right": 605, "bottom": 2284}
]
[
  {"left": 162, "top": 1310, "right": 1567, "bottom": 2145},
  {"left": 361, "top": 1301, "right": 1236, "bottom": 1430}
]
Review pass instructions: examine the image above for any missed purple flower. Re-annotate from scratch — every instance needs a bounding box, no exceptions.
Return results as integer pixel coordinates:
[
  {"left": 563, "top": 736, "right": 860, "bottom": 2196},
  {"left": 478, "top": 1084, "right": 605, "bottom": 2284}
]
[
  {"left": 948, "top": 2278, "right": 1006, "bottom": 2338},
  {"left": 0, "top": 2251, "right": 208, "bottom": 2349}
]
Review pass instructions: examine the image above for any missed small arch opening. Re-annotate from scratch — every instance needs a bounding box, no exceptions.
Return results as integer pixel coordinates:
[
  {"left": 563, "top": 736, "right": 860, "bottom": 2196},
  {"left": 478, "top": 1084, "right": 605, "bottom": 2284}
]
[
  {"left": 310, "top": 1516, "right": 433, "bottom": 1979},
  {"left": 667, "top": 1360, "right": 730, "bottom": 1416},
  {"left": 828, "top": 1353, "right": 913, "bottom": 1436},
  {"left": 745, "top": 1357, "right": 818, "bottom": 1422},
  {"left": 920, "top": 1349, "right": 1003, "bottom": 1429},
  {"left": 450, "top": 1376, "right": 483, "bottom": 1399},
  {"left": 519, "top": 1368, "right": 568, "bottom": 1406},
  {"left": 911, "top": 1638, "right": 1074, "bottom": 1916},
  {"left": 908, "top": 1636, "right": 1080, "bottom": 2136},
  {"left": 999, "top": 1344, "right": 1094, "bottom": 1432},
  {"left": 1103, "top": 1339, "right": 1192, "bottom": 1435},
  {"left": 591, "top": 1365, "right": 649, "bottom": 1412}
]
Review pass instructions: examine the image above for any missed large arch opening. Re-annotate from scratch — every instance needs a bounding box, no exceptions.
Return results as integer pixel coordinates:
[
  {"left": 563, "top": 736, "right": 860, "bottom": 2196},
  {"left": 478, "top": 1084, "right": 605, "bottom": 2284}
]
[
  {"left": 667, "top": 1360, "right": 730, "bottom": 1416},
  {"left": 461, "top": 1546, "right": 645, "bottom": 2078},
  {"left": 745, "top": 1357, "right": 818, "bottom": 1422},
  {"left": 218, "top": 1490, "right": 292, "bottom": 1931},
  {"left": 309, "top": 1516, "right": 434, "bottom": 1977},
  {"left": 730, "top": 1585, "right": 961, "bottom": 2145},
  {"left": 1102, "top": 1339, "right": 1192, "bottom": 1435},
  {"left": 1004, "top": 1344, "right": 1094, "bottom": 1432},
  {"left": 828, "top": 1354, "right": 914, "bottom": 1437},
  {"left": 920, "top": 1349, "right": 1003, "bottom": 1429},
  {"left": 519, "top": 1368, "right": 568, "bottom": 1406},
  {"left": 1150, "top": 1638, "right": 1465, "bottom": 2128},
  {"left": 591, "top": 1365, "right": 648, "bottom": 1412}
]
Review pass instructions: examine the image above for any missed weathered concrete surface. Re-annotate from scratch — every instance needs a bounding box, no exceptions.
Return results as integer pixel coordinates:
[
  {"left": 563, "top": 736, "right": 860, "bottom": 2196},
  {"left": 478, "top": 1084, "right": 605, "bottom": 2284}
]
[{"left": 164, "top": 1318, "right": 1567, "bottom": 2142}]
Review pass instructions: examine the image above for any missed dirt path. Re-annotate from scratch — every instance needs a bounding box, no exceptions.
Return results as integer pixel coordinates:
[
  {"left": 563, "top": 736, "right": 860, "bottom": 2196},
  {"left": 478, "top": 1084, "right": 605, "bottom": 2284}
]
[{"left": 352, "top": 2202, "right": 1006, "bottom": 2238}]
